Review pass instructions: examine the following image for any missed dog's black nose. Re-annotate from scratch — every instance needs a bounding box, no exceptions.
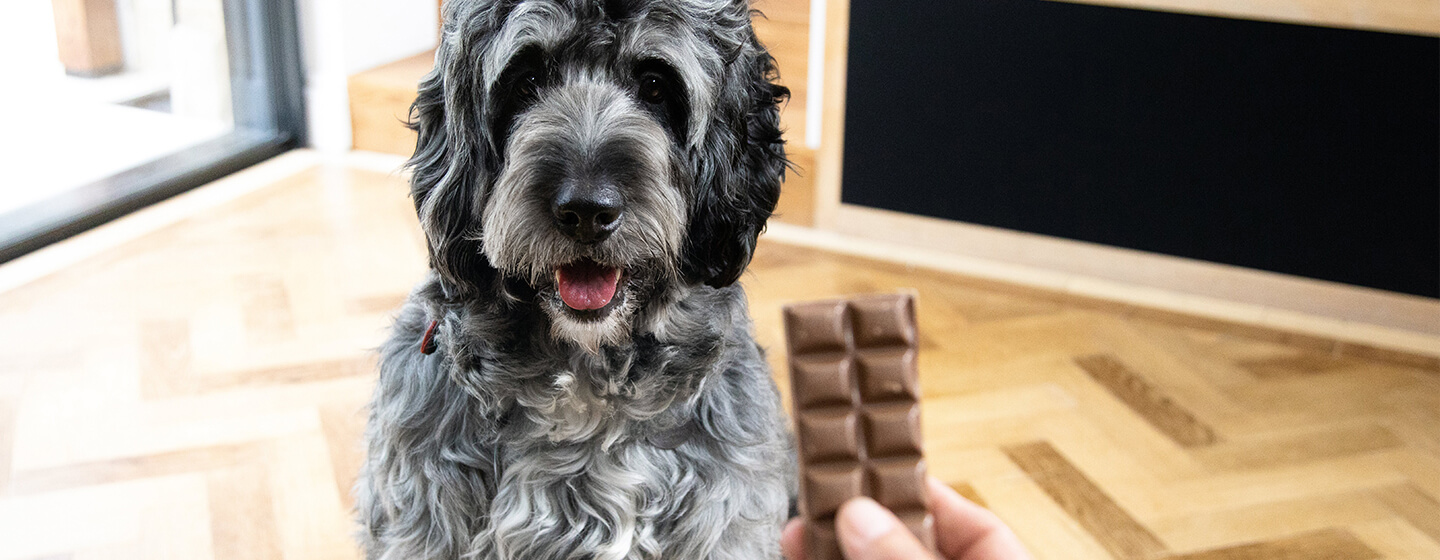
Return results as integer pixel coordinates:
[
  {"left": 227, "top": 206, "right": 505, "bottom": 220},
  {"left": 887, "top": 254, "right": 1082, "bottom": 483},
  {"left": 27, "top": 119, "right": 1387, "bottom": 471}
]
[{"left": 553, "top": 182, "right": 624, "bottom": 244}]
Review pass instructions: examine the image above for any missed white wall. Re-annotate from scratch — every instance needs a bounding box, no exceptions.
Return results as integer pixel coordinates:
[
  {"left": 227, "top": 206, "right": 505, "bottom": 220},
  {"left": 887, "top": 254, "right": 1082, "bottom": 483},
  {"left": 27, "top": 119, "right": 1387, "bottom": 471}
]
[
  {"left": 169, "top": 0, "right": 232, "bottom": 125},
  {"left": 341, "top": 0, "right": 440, "bottom": 75},
  {"left": 297, "top": 0, "right": 438, "bottom": 152},
  {"left": 1, "top": 1, "right": 63, "bottom": 81},
  {"left": 114, "top": 0, "right": 174, "bottom": 75}
]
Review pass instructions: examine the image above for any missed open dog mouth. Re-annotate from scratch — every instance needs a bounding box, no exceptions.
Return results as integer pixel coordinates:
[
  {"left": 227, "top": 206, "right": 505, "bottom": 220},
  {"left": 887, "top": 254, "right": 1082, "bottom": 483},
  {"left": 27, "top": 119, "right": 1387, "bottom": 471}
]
[{"left": 554, "top": 259, "right": 624, "bottom": 312}]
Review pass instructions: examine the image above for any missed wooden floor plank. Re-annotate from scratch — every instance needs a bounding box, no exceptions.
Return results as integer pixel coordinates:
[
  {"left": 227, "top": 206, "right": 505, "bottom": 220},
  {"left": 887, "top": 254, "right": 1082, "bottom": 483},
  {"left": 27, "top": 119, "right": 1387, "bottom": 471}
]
[
  {"left": 0, "top": 398, "right": 15, "bottom": 494},
  {"left": 318, "top": 401, "right": 367, "bottom": 511},
  {"left": 1003, "top": 441, "right": 1169, "bottom": 560},
  {"left": 8, "top": 443, "right": 264, "bottom": 496},
  {"left": 1371, "top": 484, "right": 1440, "bottom": 544},
  {"left": 1148, "top": 490, "right": 1393, "bottom": 551},
  {"left": 1349, "top": 518, "right": 1440, "bottom": 559},
  {"left": 950, "top": 481, "right": 987, "bottom": 509},
  {"left": 139, "top": 319, "right": 194, "bottom": 399},
  {"left": 1192, "top": 423, "right": 1403, "bottom": 472},
  {"left": 1074, "top": 354, "right": 1220, "bottom": 448},
  {"left": 207, "top": 465, "right": 284, "bottom": 560},
  {"left": 1161, "top": 528, "right": 1379, "bottom": 560},
  {"left": 194, "top": 356, "right": 377, "bottom": 394}
]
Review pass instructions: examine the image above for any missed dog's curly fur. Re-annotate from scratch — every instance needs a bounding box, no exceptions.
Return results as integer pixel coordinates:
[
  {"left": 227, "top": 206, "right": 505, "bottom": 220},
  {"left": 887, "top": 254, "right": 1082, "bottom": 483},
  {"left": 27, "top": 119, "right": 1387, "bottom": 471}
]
[{"left": 355, "top": 0, "right": 794, "bottom": 558}]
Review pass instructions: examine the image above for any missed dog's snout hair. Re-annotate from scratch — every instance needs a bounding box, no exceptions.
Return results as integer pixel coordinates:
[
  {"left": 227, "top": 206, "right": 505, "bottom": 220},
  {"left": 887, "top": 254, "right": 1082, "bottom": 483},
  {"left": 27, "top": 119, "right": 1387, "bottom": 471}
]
[{"left": 359, "top": 1, "right": 795, "bottom": 559}]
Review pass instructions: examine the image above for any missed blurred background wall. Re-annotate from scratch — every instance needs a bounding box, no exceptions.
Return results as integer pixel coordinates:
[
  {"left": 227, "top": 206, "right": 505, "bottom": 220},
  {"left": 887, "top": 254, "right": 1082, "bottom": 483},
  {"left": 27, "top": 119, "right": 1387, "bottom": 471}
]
[{"left": 297, "top": 0, "right": 438, "bottom": 152}]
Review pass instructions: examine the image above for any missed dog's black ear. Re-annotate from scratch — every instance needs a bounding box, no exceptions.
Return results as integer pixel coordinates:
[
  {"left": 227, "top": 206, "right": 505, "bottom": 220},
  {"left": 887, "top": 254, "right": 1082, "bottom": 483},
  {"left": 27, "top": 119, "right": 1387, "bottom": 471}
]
[
  {"left": 406, "top": 59, "right": 497, "bottom": 295},
  {"left": 681, "top": 43, "right": 789, "bottom": 289}
]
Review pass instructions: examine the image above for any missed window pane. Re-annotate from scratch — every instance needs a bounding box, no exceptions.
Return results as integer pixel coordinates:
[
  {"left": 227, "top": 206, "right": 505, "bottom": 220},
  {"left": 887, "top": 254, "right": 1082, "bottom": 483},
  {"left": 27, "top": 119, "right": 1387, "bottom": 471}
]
[{"left": 0, "top": 0, "right": 235, "bottom": 215}]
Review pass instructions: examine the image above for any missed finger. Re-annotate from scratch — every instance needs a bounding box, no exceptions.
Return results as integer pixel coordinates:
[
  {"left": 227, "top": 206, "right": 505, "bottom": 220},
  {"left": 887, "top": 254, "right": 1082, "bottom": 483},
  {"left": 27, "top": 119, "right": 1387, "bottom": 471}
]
[
  {"left": 836, "top": 497, "right": 939, "bottom": 560},
  {"left": 927, "top": 477, "right": 1034, "bottom": 560},
  {"left": 781, "top": 517, "right": 807, "bottom": 560}
]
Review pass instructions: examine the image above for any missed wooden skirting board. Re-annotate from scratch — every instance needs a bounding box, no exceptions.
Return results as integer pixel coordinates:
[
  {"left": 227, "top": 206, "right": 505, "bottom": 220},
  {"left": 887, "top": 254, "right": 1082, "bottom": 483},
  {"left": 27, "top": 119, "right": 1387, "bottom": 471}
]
[
  {"left": 764, "top": 215, "right": 1440, "bottom": 358},
  {"left": 1051, "top": 0, "right": 1440, "bottom": 36}
]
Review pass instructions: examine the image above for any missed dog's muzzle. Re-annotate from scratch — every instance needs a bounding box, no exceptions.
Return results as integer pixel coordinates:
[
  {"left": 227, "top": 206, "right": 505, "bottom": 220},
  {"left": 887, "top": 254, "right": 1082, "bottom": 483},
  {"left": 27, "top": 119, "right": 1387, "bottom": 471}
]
[
  {"left": 551, "top": 179, "right": 627, "bottom": 311},
  {"left": 481, "top": 81, "right": 685, "bottom": 317}
]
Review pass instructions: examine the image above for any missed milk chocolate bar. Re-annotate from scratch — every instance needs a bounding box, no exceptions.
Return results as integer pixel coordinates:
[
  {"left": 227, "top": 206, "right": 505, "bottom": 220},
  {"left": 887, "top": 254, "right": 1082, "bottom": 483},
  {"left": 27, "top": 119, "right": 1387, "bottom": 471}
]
[{"left": 783, "top": 294, "right": 934, "bottom": 560}]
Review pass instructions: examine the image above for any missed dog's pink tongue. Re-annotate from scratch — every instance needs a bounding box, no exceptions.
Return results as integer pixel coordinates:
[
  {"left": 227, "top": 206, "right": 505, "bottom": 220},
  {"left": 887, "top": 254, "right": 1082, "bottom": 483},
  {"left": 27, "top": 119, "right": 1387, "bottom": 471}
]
[{"left": 556, "top": 261, "right": 621, "bottom": 311}]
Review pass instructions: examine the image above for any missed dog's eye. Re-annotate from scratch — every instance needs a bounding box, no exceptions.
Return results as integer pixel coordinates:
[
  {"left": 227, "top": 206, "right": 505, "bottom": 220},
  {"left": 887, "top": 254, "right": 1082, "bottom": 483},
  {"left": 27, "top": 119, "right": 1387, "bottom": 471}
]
[
  {"left": 516, "top": 72, "right": 542, "bottom": 99},
  {"left": 638, "top": 73, "right": 665, "bottom": 105}
]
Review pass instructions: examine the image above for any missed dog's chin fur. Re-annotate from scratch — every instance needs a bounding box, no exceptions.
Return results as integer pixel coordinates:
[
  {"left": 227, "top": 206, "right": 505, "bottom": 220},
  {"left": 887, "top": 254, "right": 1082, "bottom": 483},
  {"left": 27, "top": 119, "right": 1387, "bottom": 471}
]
[
  {"left": 546, "top": 290, "right": 634, "bottom": 352},
  {"left": 357, "top": 0, "right": 794, "bottom": 559},
  {"left": 540, "top": 271, "right": 644, "bottom": 353}
]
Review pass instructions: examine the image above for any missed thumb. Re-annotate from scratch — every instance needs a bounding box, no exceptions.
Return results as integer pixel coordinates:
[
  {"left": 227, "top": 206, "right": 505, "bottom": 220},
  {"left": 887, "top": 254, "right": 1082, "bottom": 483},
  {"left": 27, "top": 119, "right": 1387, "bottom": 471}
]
[{"left": 836, "top": 498, "right": 938, "bottom": 560}]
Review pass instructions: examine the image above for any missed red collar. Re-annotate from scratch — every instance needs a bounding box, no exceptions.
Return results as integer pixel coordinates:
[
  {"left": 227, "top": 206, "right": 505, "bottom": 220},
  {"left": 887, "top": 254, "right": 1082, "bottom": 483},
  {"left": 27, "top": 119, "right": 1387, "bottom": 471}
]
[{"left": 420, "top": 320, "right": 439, "bottom": 355}]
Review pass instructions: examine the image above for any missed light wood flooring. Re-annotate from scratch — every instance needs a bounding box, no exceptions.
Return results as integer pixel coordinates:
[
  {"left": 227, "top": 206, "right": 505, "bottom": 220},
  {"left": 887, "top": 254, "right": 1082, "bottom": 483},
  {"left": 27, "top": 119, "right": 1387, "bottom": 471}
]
[{"left": 1, "top": 153, "right": 1439, "bottom": 559}]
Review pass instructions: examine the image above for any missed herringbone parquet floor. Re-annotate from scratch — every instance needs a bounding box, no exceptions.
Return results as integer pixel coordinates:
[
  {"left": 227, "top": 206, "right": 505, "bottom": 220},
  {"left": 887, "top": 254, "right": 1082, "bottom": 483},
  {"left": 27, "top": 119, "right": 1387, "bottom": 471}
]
[{"left": 1, "top": 153, "right": 1438, "bottom": 559}]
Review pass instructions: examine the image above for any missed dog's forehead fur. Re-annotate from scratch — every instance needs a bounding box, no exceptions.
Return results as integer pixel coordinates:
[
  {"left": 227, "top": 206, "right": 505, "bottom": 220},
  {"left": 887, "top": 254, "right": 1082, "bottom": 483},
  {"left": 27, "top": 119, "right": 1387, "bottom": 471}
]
[{"left": 454, "top": 0, "right": 744, "bottom": 147}]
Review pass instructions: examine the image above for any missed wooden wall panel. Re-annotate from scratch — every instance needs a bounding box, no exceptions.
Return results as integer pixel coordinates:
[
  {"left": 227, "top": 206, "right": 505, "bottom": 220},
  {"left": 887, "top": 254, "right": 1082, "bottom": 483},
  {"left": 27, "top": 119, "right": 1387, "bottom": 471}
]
[{"left": 348, "top": 53, "right": 432, "bottom": 155}]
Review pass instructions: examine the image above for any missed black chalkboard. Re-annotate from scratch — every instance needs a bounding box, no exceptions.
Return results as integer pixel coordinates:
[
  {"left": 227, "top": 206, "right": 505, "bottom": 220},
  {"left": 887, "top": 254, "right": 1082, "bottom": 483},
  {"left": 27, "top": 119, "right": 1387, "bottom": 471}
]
[{"left": 841, "top": 0, "right": 1440, "bottom": 298}]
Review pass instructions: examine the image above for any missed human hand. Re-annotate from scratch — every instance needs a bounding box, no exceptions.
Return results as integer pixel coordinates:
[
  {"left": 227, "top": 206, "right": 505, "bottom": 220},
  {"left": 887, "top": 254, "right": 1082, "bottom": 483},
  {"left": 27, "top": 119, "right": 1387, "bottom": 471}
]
[{"left": 781, "top": 477, "right": 1033, "bottom": 560}]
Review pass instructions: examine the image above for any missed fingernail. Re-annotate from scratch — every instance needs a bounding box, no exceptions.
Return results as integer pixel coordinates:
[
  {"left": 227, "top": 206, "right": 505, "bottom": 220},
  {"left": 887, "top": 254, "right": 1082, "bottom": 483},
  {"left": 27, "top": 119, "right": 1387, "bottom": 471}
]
[{"left": 841, "top": 497, "right": 897, "bottom": 544}]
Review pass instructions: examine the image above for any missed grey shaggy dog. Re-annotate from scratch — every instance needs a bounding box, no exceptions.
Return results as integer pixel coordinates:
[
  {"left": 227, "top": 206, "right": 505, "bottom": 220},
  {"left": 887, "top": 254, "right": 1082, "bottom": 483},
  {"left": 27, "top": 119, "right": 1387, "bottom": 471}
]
[{"left": 355, "top": 0, "right": 796, "bottom": 559}]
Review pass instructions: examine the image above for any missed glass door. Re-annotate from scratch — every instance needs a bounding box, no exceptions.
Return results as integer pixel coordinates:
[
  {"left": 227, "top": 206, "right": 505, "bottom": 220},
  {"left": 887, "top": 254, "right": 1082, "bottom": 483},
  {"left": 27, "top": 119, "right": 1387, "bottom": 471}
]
[{"left": 0, "top": 0, "right": 304, "bottom": 262}]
